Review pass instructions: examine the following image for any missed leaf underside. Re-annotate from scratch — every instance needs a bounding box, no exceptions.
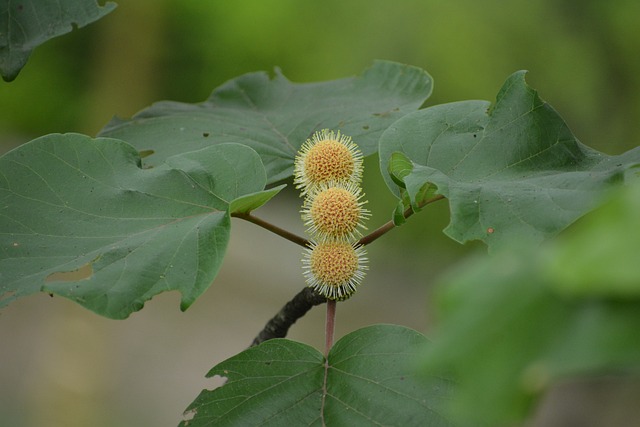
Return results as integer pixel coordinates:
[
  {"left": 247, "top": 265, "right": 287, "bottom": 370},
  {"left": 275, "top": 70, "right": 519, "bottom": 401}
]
[
  {"left": 380, "top": 71, "right": 640, "bottom": 250},
  {"left": 99, "top": 60, "right": 433, "bottom": 184},
  {"left": 180, "top": 324, "right": 455, "bottom": 427},
  {"left": 0, "top": 134, "right": 279, "bottom": 318},
  {"left": 0, "top": 0, "right": 116, "bottom": 81}
]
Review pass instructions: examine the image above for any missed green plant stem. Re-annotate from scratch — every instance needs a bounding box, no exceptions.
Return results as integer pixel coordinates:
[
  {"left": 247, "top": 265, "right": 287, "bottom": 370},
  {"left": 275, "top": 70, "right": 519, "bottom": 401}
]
[
  {"left": 358, "top": 194, "right": 445, "bottom": 246},
  {"left": 231, "top": 212, "right": 310, "bottom": 248}
]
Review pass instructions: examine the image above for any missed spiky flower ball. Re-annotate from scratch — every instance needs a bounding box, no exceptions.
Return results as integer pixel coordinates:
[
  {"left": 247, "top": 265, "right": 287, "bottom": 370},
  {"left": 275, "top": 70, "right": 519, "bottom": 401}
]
[
  {"left": 303, "top": 241, "right": 368, "bottom": 301},
  {"left": 294, "top": 129, "right": 363, "bottom": 195},
  {"left": 296, "top": 129, "right": 369, "bottom": 301},
  {"left": 302, "top": 182, "right": 369, "bottom": 242}
]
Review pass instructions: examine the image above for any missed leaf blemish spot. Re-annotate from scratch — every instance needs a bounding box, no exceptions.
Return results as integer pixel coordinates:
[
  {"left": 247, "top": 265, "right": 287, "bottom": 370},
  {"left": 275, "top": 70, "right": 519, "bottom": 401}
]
[
  {"left": 45, "top": 262, "right": 94, "bottom": 283},
  {"left": 487, "top": 227, "right": 495, "bottom": 234},
  {"left": 183, "top": 408, "right": 197, "bottom": 422}
]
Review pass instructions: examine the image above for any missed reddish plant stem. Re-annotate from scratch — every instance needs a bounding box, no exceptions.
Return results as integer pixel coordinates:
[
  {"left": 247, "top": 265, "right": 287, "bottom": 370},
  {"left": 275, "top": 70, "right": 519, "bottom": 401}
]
[
  {"left": 233, "top": 195, "right": 445, "bottom": 249},
  {"left": 231, "top": 212, "right": 310, "bottom": 248},
  {"left": 325, "top": 299, "right": 337, "bottom": 358}
]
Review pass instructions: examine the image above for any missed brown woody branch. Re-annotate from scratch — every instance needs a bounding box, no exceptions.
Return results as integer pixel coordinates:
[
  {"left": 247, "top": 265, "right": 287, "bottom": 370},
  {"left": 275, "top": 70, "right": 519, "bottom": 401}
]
[
  {"left": 249, "top": 194, "right": 447, "bottom": 346},
  {"left": 250, "top": 287, "right": 327, "bottom": 347}
]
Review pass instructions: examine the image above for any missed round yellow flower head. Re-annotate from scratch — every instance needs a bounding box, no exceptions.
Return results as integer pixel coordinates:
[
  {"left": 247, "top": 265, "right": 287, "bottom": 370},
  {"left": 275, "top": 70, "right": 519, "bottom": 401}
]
[
  {"left": 303, "top": 241, "right": 368, "bottom": 301},
  {"left": 294, "top": 129, "right": 363, "bottom": 195},
  {"left": 302, "top": 182, "right": 369, "bottom": 242}
]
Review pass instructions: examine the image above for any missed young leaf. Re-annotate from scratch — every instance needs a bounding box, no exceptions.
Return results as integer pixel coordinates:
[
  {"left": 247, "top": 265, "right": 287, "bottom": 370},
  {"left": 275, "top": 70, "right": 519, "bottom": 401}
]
[
  {"left": 180, "top": 325, "right": 455, "bottom": 427},
  {"left": 0, "top": 134, "right": 272, "bottom": 319},
  {"left": 0, "top": 0, "right": 117, "bottom": 81},
  {"left": 388, "top": 151, "right": 413, "bottom": 188},
  {"left": 379, "top": 71, "right": 640, "bottom": 250},
  {"left": 228, "top": 185, "right": 286, "bottom": 215},
  {"left": 393, "top": 197, "right": 409, "bottom": 226},
  {"left": 419, "top": 183, "right": 640, "bottom": 425},
  {"left": 100, "top": 61, "right": 433, "bottom": 184}
]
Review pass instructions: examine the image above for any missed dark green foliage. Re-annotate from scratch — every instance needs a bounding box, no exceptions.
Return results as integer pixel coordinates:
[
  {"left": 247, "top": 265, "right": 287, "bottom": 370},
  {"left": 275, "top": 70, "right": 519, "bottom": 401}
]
[
  {"left": 419, "top": 182, "right": 640, "bottom": 424},
  {"left": 382, "top": 71, "right": 640, "bottom": 250},
  {"left": 181, "top": 325, "right": 455, "bottom": 427},
  {"left": 0, "top": 0, "right": 116, "bottom": 81},
  {"left": 0, "top": 134, "right": 281, "bottom": 318},
  {"left": 99, "top": 61, "right": 433, "bottom": 184},
  {"left": 2, "top": 57, "right": 640, "bottom": 425}
]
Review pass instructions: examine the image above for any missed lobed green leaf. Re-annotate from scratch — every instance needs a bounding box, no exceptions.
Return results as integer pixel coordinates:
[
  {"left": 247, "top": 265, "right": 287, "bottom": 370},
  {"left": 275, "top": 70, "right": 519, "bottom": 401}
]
[
  {"left": 0, "top": 134, "right": 272, "bottom": 318},
  {"left": 180, "top": 324, "right": 455, "bottom": 427},
  {"left": 380, "top": 71, "right": 640, "bottom": 250},
  {"left": 100, "top": 61, "right": 433, "bottom": 184}
]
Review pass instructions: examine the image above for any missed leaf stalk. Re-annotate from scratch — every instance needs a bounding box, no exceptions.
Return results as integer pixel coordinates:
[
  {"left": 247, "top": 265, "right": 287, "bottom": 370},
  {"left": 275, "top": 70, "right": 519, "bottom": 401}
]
[
  {"left": 231, "top": 212, "right": 310, "bottom": 248},
  {"left": 358, "top": 194, "right": 445, "bottom": 246}
]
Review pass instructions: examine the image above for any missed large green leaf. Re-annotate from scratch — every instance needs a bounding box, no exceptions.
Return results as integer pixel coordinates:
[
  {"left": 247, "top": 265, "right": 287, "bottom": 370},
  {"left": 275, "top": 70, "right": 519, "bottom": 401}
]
[
  {"left": 0, "top": 134, "right": 280, "bottom": 319},
  {"left": 0, "top": 0, "right": 116, "bottom": 81},
  {"left": 380, "top": 71, "right": 640, "bottom": 250},
  {"left": 419, "top": 183, "right": 640, "bottom": 425},
  {"left": 180, "top": 324, "right": 455, "bottom": 427},
  {"left": 100, "top": 60, "right": 433, "bottom": 184}
]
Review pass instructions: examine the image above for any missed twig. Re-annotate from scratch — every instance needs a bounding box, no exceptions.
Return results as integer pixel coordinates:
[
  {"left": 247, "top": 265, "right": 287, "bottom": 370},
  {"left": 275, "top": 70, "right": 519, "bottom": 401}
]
[
  {"left": 248, "top": 194, "right": 446, "bottom": 348},
  {"left": 250, "top": 287, "right": 326, "bottom": 347},
  {"left": 358, "top": 194, "right": 446, "bottom": 246},
  {"left": 232, "top": 212, "right": 310, "bottom": 248}
]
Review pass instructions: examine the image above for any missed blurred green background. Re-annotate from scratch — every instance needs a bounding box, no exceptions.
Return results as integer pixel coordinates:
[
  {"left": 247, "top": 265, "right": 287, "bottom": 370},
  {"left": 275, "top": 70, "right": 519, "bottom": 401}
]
[{"left": 1, "top": 1, "right": 639, "bottom": 426}]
